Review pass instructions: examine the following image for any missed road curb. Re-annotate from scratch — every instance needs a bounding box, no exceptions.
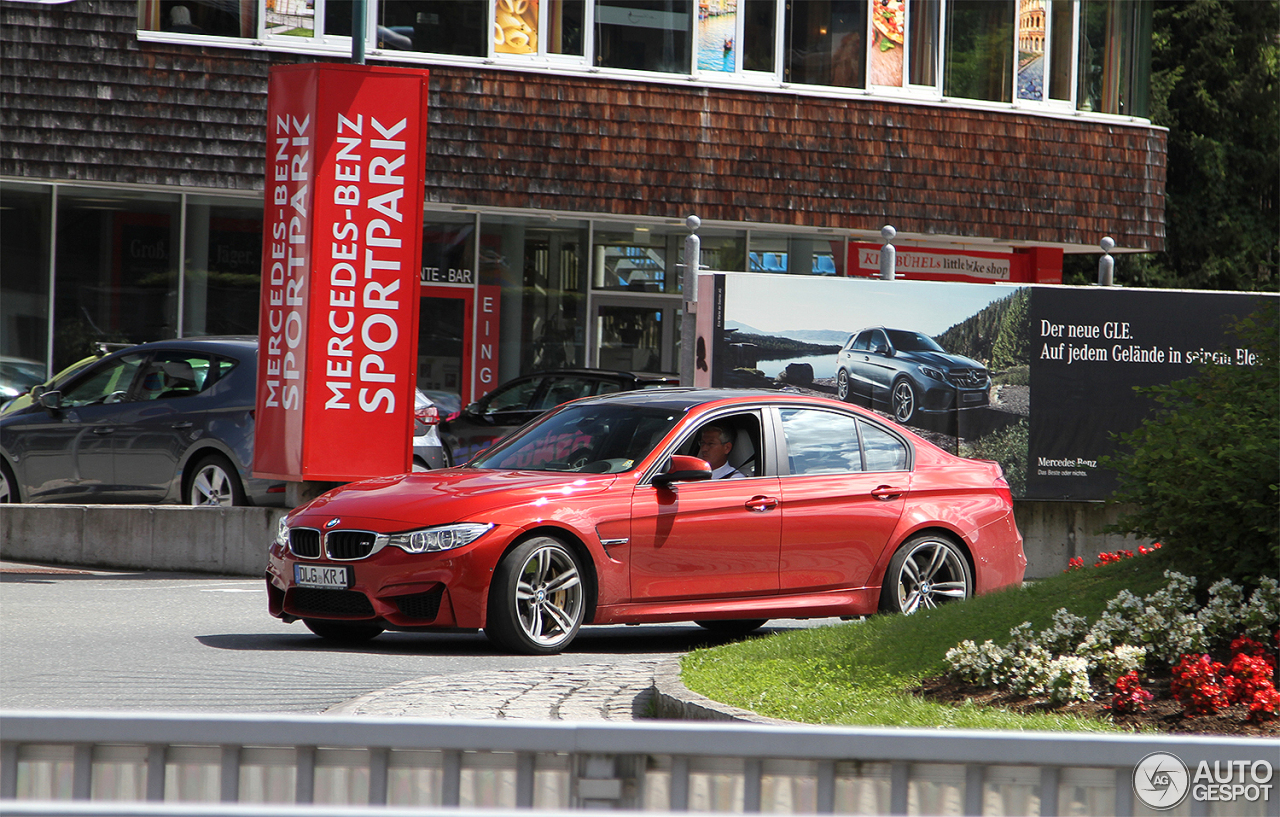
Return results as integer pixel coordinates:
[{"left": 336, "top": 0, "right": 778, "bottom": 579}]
[{"left": 651, "top": 657, "right": 794, "bottom": 725}]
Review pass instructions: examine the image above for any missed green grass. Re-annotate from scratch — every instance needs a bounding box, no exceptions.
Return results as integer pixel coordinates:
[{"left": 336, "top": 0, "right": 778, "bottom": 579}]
[{"left": 680, "top": 552, "right": 1174, "bottom": 731}]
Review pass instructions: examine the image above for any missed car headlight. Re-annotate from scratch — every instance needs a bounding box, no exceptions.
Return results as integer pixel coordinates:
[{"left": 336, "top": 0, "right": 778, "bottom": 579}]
[
  {"left": 388, "top": 523, "right": 494, "bottom": 554},
  {"left": 919, "top": 366, "right": 945, "bottom": 381},
  {"left": 275, "top": 516, "right": 290, "bottom": 548}
]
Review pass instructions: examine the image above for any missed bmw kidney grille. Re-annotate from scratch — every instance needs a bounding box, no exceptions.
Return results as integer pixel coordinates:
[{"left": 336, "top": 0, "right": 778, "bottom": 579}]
[{"left": 288, "top": 528, "right": 379, "bottom": 560}]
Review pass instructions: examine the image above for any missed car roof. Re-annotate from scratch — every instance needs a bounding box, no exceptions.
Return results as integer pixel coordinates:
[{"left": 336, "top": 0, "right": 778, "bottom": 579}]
[
  {"left": 515, "top": 368, "right": 677, "bottom": 382},
  {"left": 567, "top": 387, "right": 814, "bottom": 411},
  {"left": 102, "top": 336, "right": 259, "bottom": 357}
]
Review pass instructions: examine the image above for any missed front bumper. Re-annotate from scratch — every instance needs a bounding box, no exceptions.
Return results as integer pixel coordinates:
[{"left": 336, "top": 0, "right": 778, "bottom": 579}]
[{"left": 265, "top": 536, "right": 500, "bottom": 630}]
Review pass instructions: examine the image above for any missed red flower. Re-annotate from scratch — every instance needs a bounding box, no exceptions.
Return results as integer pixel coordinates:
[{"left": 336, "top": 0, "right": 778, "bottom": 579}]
[{"left": 1111, "top": 671, "right": 1154, "bottom": 714}]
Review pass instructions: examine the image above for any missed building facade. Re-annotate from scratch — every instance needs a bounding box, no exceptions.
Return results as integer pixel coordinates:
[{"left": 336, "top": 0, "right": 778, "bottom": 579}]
[{"left": 1, "top": 0, "right": 1164, "bottom": 407}]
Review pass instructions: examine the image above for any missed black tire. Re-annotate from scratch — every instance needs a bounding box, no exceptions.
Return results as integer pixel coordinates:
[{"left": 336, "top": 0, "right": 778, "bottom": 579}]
[
  {"left": 879, "top": 534, "right": 972, "bottom": 614},
  {"left": 836, "top": 368, "right": 852, "bottom": 402},
  {"left": 0, "top": 458, "right": 19, "bottom": 503},
  {"left": 304, "top": 619, "right": 385, "bottom": 643},
  {"left": 485, "top": 535, "right": 586, "bottom": 654},
  {"left": 890, "top": 378, "right": 917, "bottom": 424},
  {"left": 185, "top": 453, "right": 246, "bottom": 506},
  {"left": 694, "top": 619, "right": 768, "bottom": 637},
  {"left": 412, "top": 457, "right": 429, "bottom": 473}
]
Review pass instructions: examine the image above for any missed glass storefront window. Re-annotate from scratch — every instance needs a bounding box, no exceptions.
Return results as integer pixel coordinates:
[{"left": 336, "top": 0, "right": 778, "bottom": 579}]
[
  {"left": 908, "top": 0, "right": 940, "bottom": 87},
  {"left": 784, "top": 0, "right": 868, "bottom": 88},
  {"left": 0, "top": 183, "right": 53, "bottom": 382},
  {"left": 944, "top": 0, "right": 1014, "bottom": 102},
  {"left": 593, "top": 229, "right": 671, "bottom": 292},
  {"left": 377, "top": 0, "right": 488, "bottom": 56},
  {"left": 1077, "top": 0, "right": 1148, "bottom": 116},
  {"left": 747, "top": 233, "right": 842, "bottom": 275},
  {"left": 596, "top": 304, "right": 665, "bottom": 372},
  {"left": 182, "top": 196, "right": 263, "bottom": 338},
  {"left": 481, "top": 215, "right": 589, "bottom": 379},
  {"left": 53, "top": 190, "right": 182, "bottom": 370},
  {"left": 137, "top": 0, "right": 258, "bottom": 38},
  {"left": 595, "top": 0, "right": 693, "bottom": 73},
  {"left": 742, "top": 0, "right": 778, "bottom": 72}
]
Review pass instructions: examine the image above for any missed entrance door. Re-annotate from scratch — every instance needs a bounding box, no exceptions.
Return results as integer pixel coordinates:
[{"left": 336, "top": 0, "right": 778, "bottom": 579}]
[
  {"left": 418, "top": 285, "right": 472, "bottom": 406},
  {"left": 590, "top": 294, "right": 681, "bottom": 375}
]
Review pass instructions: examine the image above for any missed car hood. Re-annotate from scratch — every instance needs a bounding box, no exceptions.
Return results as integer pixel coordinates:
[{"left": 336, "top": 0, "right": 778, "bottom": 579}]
[
  {"left": 291, "top": 468, "right": 620, "bottom": 528},
  {"left": 900, "top": 350, "right": 984, "bottom": 370}
]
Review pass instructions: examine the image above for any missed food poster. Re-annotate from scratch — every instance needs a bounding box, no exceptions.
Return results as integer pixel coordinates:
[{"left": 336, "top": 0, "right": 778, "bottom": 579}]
[
  {"left": 869, "top": 0, "right": 904, "bottom": 86},
  {"left": 495, "top": 0, "right": 538, "bottom": 53}
]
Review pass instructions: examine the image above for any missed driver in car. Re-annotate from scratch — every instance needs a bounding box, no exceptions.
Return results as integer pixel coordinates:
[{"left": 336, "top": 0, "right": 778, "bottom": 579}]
[{"left": 697, "top": 425, "right": 745, "bottom": 479}]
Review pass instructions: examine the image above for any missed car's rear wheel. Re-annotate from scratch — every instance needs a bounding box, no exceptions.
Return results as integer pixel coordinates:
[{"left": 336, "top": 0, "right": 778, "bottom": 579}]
[
  {"left": 186, "top": 454, "right": 246, "bottom": 506},
  {"left": 0, "top": 459, "right": 19, "bottom": 503},
  {"left": 880, "top": 534, "right": 972, "bottom": 614},
  {"left": 694, "top": 619, "right": 768, "bottom": 637},
  {"left": 412, "top": 457, "right": 429, "bottom": 472},
  {"left": 891, "top": 378, "right": 917, "bottom": 424},
  {"left": 304, "top": 619, "right": 385, "bottom": 643},
  {"left": 836, "top": 369, "right": 852, "bottom": 402},
  {"left": 486, "top": 535, "right": 586, "bottom": 655}
]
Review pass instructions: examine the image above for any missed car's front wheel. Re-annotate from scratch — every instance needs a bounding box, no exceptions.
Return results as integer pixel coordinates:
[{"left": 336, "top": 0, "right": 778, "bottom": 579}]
[
  {"left": 0, "top": 459, "right": 19, "bottom": 503},
  {"left": 304, "top": 619, "right": 385, "bottom": 643},
  {"left": 486, "top": 536, "right": 586, "bottom": 654},
  {"left": 836, "top": 368, "right": 852, "bottom": 402},
  {"left": 880, "top": 534, "right": 972, "bottom": 614},
  {"left": 186, "top": 454, "right": 246, "bottom": 506},
  {"left": 891, "top": 378, "right": 917, "bottom": 424}
]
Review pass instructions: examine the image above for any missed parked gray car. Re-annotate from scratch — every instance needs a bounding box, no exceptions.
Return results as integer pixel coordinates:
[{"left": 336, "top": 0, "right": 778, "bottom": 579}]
[
  {"left": 835, "top": 327, "right": 990, "bottom": 424},
  {"left": 0, "top": 336, "right": 284, "bottom": 506}
]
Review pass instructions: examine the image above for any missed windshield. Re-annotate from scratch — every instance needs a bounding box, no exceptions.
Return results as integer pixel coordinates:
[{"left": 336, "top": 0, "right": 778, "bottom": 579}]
[
  {"left": 885, "top": 330, "right": 945, "bottom": 353},
  {"left": 470, "top": 403, "right": 685, "bottom": 474}
]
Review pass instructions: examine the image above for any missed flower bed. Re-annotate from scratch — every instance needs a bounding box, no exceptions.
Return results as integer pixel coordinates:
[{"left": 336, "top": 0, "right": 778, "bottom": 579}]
[{"left": 921, "top": 550, "right": 1279, "bottom": 736}]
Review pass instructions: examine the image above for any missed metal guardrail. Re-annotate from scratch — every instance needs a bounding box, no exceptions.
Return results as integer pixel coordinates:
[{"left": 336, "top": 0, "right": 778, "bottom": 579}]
[{"left": 2, "top": 711, "right": 1276, "bottom": 817}]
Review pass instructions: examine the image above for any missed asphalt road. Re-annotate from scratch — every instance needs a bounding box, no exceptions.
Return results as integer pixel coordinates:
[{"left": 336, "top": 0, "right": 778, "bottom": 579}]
[{"left": 0, "top": 562, "right": 840, "bottom": 714}]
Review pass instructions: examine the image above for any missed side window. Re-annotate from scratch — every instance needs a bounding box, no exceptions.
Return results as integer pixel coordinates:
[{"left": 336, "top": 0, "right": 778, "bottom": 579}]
[
  {"left": 484, "top": 378, "right": 542, "bottom": 415},
  {"left": 675, "top": 412, "right": 762, "bottom": 478},
  {"left": 60, "top": 354, "right": 146, "bottom": 407},
  {"left": 851, "top": 331, "right": 872, "bottom": 352},
  {"left": 780, "top": 409, "right": 862, "bottom": 475},
  {"left": 870, "top": 329, "right": 890, "bottom": 353},
  {"left": 535, "top": 376, "right": 597, "bottom": 410},
  {"left": 594, "top": 380, "right": 624, "bottom": 396},
  {"left": 138, "top": 353, "right": 218, "bottom": 401},
  {"left": 860, "top": 421, "right": 909, "bottom": 471}
]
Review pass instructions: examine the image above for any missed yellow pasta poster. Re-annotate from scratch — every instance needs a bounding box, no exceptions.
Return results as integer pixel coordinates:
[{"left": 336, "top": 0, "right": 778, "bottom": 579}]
[{"left": 495, "top": 0, "right": 538, "bottom": 53}]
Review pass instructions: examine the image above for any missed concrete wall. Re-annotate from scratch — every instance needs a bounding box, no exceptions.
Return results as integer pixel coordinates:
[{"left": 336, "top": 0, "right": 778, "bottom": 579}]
[{"left": 1, "top": 501, "right": 1151, "bottom": 579}]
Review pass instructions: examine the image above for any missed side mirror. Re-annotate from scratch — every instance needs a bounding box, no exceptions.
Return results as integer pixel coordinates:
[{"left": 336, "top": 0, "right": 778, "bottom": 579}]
[
  {"left": 39, "top": 390, "right": 63, "bottom": 411},
  {"left": 653, "top": 455, "right": 713, "bottom": 488}
]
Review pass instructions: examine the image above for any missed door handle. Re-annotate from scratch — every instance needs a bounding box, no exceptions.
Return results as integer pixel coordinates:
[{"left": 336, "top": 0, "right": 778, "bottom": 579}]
[
  {"left": 745, "top": 495, "right": 778, "bottom": 513},
  {"left": 871, "top": 485, "right": 906, "bottom": 501},
  {"left": 172, "top": 422, "right": 193, "bottom": 429}
]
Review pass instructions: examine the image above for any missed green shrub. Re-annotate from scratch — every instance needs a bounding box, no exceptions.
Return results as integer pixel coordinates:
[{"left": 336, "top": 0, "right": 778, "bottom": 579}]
[
  {"left": 993, "top": 365, "right": 1030, "bottom": 386},
  {"left": 960, "top": 419, "right": 1029, "bottom": 496},
  {"left": 1104, "top": 303, "right": 1279, "bottom": 586}
]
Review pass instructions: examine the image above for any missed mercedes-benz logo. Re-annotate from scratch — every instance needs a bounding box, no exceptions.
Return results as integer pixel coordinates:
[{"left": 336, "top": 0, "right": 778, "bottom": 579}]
[
  {"left": 1133, "top": 751, "right": 1190, "bottom": 810},
  {"left": 324, "top": 518, "right": 341, "bottom": 529}
]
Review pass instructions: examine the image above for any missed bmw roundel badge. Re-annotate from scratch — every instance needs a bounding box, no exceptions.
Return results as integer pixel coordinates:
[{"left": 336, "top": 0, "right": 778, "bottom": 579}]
[{"left": 325, "top": 518, "right": 341, "bottom": 529}]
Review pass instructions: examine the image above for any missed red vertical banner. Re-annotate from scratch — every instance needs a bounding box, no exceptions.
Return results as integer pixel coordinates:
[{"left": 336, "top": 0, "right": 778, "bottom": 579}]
[
  {"left": 474, "top": 285, "right": 502, "bottom": 401},
  {"left": 255, "top": 64, "right": 430, "bottom": 481}
]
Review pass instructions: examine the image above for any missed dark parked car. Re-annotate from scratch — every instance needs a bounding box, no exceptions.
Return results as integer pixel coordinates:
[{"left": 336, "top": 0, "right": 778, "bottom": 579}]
[
  {"left": 835, "top": 327, "right": 990, "bottom": 424},
  {"left": 0, "top": 336, "right": 284, "bottom": 506},
  {"left": 440, "top": 369, "right": 678, "bottom": 464}
]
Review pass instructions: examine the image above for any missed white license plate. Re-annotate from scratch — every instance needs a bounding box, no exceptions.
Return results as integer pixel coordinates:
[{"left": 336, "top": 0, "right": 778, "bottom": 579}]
[
  {"left": 294, "top": 564, "right": 351, "bottom": 589},
  {"left": 962, "top": 392, "right": 985, "bottom": 403}
]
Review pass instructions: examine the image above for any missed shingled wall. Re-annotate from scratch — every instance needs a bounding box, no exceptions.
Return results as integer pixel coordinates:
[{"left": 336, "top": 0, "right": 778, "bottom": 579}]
[{"left": 1, "top": 1, "right": 1165, "bottom": 251}]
